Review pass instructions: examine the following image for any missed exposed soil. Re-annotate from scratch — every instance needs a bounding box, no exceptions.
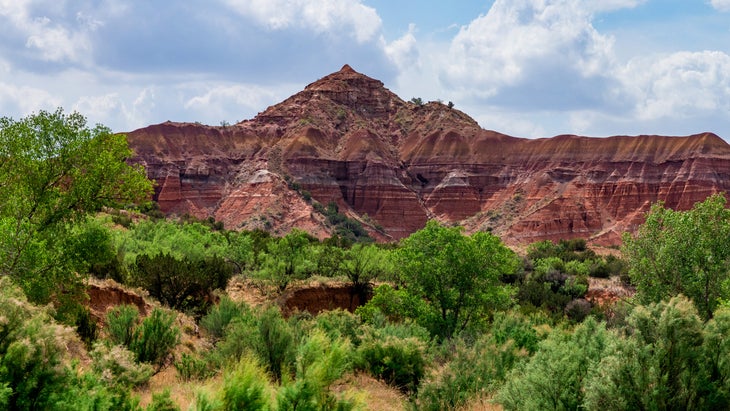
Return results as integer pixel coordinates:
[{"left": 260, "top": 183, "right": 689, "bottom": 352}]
[
  {"left": 87, "top": 279, "right": 151, "bottom": 322},
  {"left": 586, "top": 277, "right": 635, "bottom": 307},
  {"left": 278, "top": 283, "right": 371, "bottom": 316}
]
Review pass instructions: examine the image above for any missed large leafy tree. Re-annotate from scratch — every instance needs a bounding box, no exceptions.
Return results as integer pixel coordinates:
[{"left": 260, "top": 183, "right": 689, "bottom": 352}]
[
  {"left": 394, "top": 221, "right": 518, "bottom": 339},
  {"left": 0, "top": 109, "right": 152, "bottom": 313},
  {"left": 622, "top": 194, "right": 730, "bottom": 320}
]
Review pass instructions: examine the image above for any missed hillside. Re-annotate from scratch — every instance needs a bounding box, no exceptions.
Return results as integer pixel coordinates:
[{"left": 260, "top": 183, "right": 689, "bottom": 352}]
[{"left": 127, "top": 65, "right": 730, "bottom": 245}]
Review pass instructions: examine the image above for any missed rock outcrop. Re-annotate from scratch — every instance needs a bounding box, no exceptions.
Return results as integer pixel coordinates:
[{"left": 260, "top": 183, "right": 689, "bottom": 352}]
[{"left": 126, "top": 65, "right": 730, "bottom": 245}]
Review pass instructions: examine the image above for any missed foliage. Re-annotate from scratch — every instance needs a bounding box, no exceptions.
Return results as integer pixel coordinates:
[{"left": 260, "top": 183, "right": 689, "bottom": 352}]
[
  {"left": 174, "top": 353, "right": 214, "bottom": 381},
  {"left": 90, "top": 342, "right": 154, "bottom": 388},
  {"left": 339, "top": 243, "right": 386, "bottom": 292},
  {"left": 320, "top": 201, "right": 372, "bottom": 244},
  {"left": 200, "top": 296, "right": 252, "bottom": 341},
  {"left": 130, "top": 308, "right": 180, "bottom": 369},
  {"left": 0, "top": 278, "right": 71, "bottom": 410},
  {"left": 355, "top": 284, "right": 430, "bottom": 326},
  {"left": 355, "top": 335, "right": 426, "bottom": 394},
  {"left": 0, "top": 109, "right": 152, "bottom": 314},
  {"left": 131, "top": 253, "right": 232, "bottom": 316},
  {"left": 277, "top": 330, "right": 359, "bottom": 411},
  {"left": 393, "top": 221, "right": 518, "bottom": 339},
  {"left": 622, "top": 194, "right": 730, "bottom": 319},
  {"left": 146, "top": 389, "right": 180, "bottom": 411},
  {"left": 221, "top": 358, "right": 272, "bottom": 411},
  {"left": 583, "top": 296, "right": 730, "bottom": 410},
  {"left": 107, "top": 304, "right": 140, "bottom": 347},
  {"left": 256, "top": 229, "right": 317, "bottom": 291},
  {"left": 256, "top": 306, "right": 296, "bottom": 382},
  {"left": 416, "top": 335, "right": 528, "bottom": 410},
  {"left": 114, "top": 220, "right": 231, "bottom": 266},
  {"left": 409, "top": 97, "right": 424, "bottom": 106},
  {"left": 497, "top": 318, "right": 611, "bottom": 410}
]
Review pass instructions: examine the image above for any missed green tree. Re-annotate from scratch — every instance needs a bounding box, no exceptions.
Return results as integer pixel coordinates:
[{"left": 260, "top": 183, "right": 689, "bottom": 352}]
[
  {"left": 257, "top": 229, "right": 317, "bottom": 291},
  {"left": 0, "top": 109, "right": 152, "bottom": 312},
  {"left": 622, "top": 194, "right": 730, "bottom": 319},
  {"left": 394, "top": 221, "right": 517, "bottom": 339},
  {"left": 340, "top": 243, "right": 387, "bottom": 298}
]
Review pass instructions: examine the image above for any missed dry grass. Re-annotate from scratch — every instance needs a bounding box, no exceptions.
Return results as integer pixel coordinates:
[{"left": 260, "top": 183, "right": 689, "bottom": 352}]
[
  {"left": 458, "top": 395, "right": 504, "bottom": 411},
  {"left": 136, "top": 367, "right": 224, "bottom": 410},
  {"left": 334, "top": 373, "right": 407, "bottom": 411}
]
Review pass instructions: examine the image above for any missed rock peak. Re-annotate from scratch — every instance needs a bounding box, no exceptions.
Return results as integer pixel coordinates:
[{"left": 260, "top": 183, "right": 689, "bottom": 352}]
[{"left": 339, "top": 64, "right": 356, "bottom": 73}]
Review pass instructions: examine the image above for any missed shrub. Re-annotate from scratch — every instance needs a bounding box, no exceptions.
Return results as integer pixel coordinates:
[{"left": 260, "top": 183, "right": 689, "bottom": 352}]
[
  {"left": 106, "top": 305, "right": 140, "bottom": 347},
  {"left": 90, "top": 342, "right": 153, "bottom": 388},
  {"left": 0, "top": 279, "right": 70, "bottom": 410},
  {"left": 277, "top": 330, "right": 358, "bottom": 411},
  {"left": 222, "top": 358, "right": 272, "bottom": 411},
  {"left": 130, "top": 308, "right": 180, "bottom": 369},
  {"left": 76, "top": 307, "right": 99, "bottom": 348},
  {"left": 175, "top": 353, "right": 214, "bottom": 381},
  {"left": 565, "top": 298, "right": 593, "bottom": 322},
  {"left": 147, "top": 389, "right": 180, "bottom": 411},
  {"left": 417, "top": 336, "right": 527, "bottom": 410},
  {"left": 256, "top": 307, "right": 295, "bottom": 382},
  {"left": 131, "top": 253, "right": 232, "bottom": 316},
  {"left": 314, "top": 309, "right": 364, "bottom": 346},
  {"left": 356, "top": 336, "right": 426, "bottom": 394},
  {"left": 200, "top": 297, "right": 252, "bottom": 341}
]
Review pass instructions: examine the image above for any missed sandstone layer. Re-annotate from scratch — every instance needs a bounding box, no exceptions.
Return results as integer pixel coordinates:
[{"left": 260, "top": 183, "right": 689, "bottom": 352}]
[{"left": 127, "top": 65, "right": 730, "bottom": 245}]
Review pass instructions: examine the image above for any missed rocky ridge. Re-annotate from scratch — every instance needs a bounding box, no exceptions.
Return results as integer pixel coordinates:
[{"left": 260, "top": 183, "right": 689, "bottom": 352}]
[{"left": 127, "top": 65, "right": 730, "bottom": 245}]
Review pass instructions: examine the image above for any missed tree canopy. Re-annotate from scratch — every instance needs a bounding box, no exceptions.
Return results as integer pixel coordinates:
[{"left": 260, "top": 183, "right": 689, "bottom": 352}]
[
  {"left": 394, "top": 221, "right": 518, "bottom": 338},
  {"left": 622, "top": 193, "right": 730, "bottom": 320},
  {"left": 0, "top": 109, "right": 152, "bottom": 312}
]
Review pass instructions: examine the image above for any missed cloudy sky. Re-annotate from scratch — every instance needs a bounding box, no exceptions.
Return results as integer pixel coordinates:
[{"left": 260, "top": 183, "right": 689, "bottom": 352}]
[{"left": 1, "top": 0, "right": 729, "bottom": 139}]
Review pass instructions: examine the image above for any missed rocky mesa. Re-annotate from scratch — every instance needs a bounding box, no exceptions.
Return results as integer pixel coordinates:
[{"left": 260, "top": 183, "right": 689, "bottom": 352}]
[{"left": 126, "top": 65, "right": 730, "bottom": 245}]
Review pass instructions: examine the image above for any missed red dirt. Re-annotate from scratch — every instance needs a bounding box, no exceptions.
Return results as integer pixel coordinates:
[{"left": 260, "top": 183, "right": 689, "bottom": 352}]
[
  {"left": 87, "top": 281, "right": 151, "bottom": 322},
  {"left": 279, "top": 284, "right": 371, "bottom": 316}
]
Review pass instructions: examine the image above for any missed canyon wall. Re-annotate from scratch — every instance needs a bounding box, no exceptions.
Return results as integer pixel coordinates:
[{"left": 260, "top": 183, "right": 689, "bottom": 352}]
[{"left": 127, "top": 65, "right": 730, "bottom": 245}]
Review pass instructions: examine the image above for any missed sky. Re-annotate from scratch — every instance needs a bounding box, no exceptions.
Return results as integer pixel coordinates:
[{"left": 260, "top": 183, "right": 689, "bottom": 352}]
[{"left": 1, "top": 0, "right": 729, "bottom": 139}]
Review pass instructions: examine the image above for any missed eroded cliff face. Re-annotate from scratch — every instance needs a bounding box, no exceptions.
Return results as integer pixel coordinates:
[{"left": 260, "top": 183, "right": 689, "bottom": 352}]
[{"left": 126, "top": 65, "right": 730, "bottom": 245}]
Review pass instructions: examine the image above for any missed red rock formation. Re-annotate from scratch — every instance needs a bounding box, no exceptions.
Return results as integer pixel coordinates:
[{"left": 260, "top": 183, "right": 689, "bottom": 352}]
[{"left": 126, "top": 65, "right": 730, "bottom": 245}]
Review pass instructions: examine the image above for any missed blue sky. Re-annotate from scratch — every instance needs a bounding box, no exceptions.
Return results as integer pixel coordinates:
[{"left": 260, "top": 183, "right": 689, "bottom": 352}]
[{"left": 0, "top": 0, "right": 729, "bottom": 139}]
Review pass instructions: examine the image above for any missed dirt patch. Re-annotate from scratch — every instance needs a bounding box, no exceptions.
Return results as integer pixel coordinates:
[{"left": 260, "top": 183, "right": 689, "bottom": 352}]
[
  {"left": 586, "top": 277, "right": 634, "bottom": 307},
  {"left": 279, "top": 284, "right": 371, "bottom": 316},
  {"left": 87, "top": 280, "right": 151, "bottom": 322}
]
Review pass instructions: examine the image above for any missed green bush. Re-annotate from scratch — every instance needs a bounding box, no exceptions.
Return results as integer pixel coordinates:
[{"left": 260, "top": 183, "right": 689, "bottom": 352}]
[
  {"left": 222, "top": 358, "right": 272, "bottom": 411},
  {"left": 256, "top": 307, "right": 295, "bottom": 382},
  {"left": 0, "top": 279, "right": 70, "bottom": 410},
  {"left": 355, "top": 336, "right": 426, "bottom": 394},
  {"left": 106, "top": 304, "right": 140, "bottom": 347},
  {"left": 200, "top": 296, "right": 252, "bottom": 341},
  {"left": 90, "top": 342, "right": 153, "bottom": 388},
  {"left": 277, "top": 330, "right": 358, "bottom": 411},
  {"left": 417, "top": 336, "right": 527, "bottom": 410},
  {"left": 130, "top": 308, "right": 180, "bottom": 369},
  {"left": 76, "top": 307, "right": 99, "bottom": 348},
  {"left": 146, "top": 389, "right": 180, "bottom": 411},
  {"left": 174, "top": 353, "right": 214, "bottom": 381},
  {"left": 314, "top": 309, "right": 364, "bottom": 346},
  {"left": 131, "top": 253, "right": 232, "bottom": 316}
]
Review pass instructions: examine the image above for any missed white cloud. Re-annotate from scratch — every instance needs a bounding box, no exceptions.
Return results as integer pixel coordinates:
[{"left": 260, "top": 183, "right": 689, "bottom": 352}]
[
  {"left": 184, "top": 83, "right": 296, "bottom": 124},
  {"left": 441, "top": 0, "right": 618, "bottom": 101},
  {"left": 710, "top": 0, "right": 730, "bottom": 12},
  {"left": 0, "top": 0, "right": 94, "bottom": 63},
  {"left": 0, "top": 82, "right": 61, "bottom": 115},
  {"left": 384, "top": 24, "right": 419, "bottom": 70},
  {"left": 620, "top": 50, "right": 730, "bottom": 121},
  {"left": 223, "top": 0, "right": 381, "bottom": 43}
]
